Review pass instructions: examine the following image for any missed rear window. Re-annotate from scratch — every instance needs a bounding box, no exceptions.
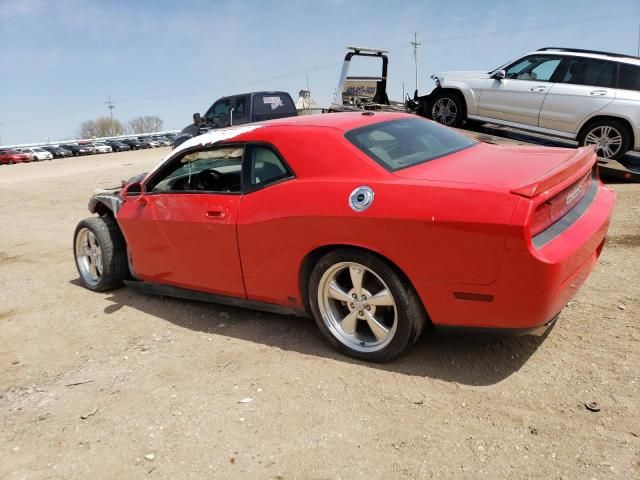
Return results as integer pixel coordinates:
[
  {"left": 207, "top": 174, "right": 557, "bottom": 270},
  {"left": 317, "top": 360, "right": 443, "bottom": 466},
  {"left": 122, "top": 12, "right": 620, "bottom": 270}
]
[
  {"left": 345, "top": 118, "right": 476, "bottom": 171},
  {"left": 618, "top": 63, "right": 640, "bottom": 92},
  {"left": 252, "top": 94, "right": 295, "bottom": 121}
]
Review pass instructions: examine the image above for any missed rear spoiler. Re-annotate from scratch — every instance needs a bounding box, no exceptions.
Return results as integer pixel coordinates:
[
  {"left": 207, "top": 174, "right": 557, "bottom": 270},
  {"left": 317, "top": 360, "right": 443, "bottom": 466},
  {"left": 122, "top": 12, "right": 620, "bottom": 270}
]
[{"left": 511, "top": 146, "right": 597, "bottom": 198}]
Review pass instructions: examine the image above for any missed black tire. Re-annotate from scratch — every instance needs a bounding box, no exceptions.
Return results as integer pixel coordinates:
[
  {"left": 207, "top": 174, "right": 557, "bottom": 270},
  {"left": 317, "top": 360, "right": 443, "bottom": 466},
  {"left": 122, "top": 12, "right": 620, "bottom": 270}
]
[
  {"left": 73, "top": 216, "right": 128, "bottom": 292},
  {"left": 308, "top": 248, "right": 426, "bottom": 362},
  {"left": 427, "top": 90, "right": 466, "bottom": 128},
  {"left": 578, "top": 118, "right": 631, "bottom": 160}
]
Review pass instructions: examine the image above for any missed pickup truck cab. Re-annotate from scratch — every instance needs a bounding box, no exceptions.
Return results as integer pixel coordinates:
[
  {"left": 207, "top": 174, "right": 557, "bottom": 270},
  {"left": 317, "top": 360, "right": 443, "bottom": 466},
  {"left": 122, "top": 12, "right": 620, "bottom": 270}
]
[{"left": 173, "top": 91, "right": 297, "bottom": 148}]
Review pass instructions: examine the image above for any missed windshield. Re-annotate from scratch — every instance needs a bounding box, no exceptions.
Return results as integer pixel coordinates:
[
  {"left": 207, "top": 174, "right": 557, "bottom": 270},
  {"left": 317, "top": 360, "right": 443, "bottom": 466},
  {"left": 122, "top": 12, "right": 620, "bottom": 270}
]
[{"left": 345, "top": 118, "right": 476, "bottom": 171}]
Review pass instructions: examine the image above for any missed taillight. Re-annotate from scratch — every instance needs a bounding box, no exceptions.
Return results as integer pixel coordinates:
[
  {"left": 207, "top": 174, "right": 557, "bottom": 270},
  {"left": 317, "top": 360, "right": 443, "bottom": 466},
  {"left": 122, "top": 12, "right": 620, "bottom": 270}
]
[{"left": 530, "top": 171, "right": 592, "bottom": 237}]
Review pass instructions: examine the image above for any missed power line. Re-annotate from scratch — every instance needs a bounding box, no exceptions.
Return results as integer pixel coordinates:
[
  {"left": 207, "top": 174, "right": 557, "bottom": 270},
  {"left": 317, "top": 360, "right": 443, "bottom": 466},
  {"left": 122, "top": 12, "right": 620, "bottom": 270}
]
[
  {"left": 3, "top": 10, "right": 638, "bottom": 130},
  {"left": 387, "top": 10, "right": 640, "bottom": 52}
]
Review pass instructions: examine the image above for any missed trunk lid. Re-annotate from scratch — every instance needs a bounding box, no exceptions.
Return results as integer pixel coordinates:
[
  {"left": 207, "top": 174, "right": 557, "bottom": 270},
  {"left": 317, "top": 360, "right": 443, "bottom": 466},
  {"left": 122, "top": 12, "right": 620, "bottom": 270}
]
[{"left": 394, "top": 143, "right": 596, "bottom": 195}]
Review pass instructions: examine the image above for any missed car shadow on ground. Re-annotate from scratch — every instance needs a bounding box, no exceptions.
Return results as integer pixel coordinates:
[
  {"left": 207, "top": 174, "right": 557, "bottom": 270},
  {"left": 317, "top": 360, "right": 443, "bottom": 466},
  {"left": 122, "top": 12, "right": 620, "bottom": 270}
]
[{"left": 90, "top": 281, "right": 553, "bottom": 387}]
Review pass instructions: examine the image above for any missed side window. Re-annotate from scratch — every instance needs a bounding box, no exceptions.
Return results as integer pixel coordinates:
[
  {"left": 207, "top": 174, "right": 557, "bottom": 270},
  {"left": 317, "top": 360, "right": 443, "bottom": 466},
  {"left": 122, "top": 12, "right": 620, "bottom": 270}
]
[
  {"left": 559, "top": 58, "right": 616, "bottom": 88},
  {"left": 505, "top": 55, "right": 561, "bottom": 82},
  {"left": 618, "top": 63, "right": 640, "bottom": 92},
  {"left": 246, "top": 145, "right": 291, "bottom": 188},
  {"left": 147, "top": 146, "right": 243, "bottom": 193},
  {"left": 204, "top": 98, "right": 231, "bottom": 127},
  {"left": 231, "top": 95, "right": 249, "bottom": 125},
  {"left": 252, "top": 94, "right": 295, "bottom": 122}
]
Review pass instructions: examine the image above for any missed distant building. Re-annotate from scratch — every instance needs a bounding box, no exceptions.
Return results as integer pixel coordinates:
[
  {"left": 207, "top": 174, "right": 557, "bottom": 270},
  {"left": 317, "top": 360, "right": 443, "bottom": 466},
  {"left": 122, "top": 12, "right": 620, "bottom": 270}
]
[{"left": 295, "top": 90, "right": 322, "bottom": 115}]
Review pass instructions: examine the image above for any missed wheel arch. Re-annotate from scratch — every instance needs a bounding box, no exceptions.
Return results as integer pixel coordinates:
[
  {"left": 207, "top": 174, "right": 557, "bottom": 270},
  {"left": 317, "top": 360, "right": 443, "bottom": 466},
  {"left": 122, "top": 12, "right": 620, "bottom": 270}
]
[
  {"left": 90, "top": 200, "right": 115, "bottom": 218},
  {"left": 577, "top": 114, "right": 635, "bottom": 146},
  {"left": 298, "top": 244, "right": 431, "bottom": 322},
  {"left": 88, "top": 193, "right": 124, "bottom": 219},
  {"left": 418, "top": 86, "right": 472, "bottom": 121}
]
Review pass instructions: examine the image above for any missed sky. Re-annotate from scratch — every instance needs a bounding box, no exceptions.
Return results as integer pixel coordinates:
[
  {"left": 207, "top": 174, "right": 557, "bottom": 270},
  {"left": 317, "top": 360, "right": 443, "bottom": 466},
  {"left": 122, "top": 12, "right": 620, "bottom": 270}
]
[{"left": 0, "top": 0, "right": 639, "bottom": 145}]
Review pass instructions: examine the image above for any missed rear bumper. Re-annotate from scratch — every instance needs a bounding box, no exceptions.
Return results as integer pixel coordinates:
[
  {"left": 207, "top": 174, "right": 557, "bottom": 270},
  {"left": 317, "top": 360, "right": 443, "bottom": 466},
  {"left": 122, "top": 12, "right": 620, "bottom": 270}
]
[
  {"left": 416, "top": 182, "right": 615, "bottom": 330},
  {"left": 437, "top": 313, "right": 559, "bottom": 337}
]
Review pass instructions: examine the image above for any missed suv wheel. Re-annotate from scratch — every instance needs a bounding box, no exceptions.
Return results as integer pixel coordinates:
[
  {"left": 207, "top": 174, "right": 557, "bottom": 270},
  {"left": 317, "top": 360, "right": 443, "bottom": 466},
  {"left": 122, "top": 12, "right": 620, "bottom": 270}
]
[
  {"left": 428, "top": 91, "right": 466, "bottom": 128},
  {"left": 309, "top": 249, "right": 425, "bottom": 362},
  {"left": 579, "top": 119, "right": 631, "bottom": 160}
]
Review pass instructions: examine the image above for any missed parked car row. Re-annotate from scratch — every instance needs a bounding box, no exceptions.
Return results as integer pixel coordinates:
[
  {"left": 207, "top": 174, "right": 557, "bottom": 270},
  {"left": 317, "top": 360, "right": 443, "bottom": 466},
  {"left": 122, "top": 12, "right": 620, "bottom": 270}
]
[{"left": 0, "top": 133, "right": 177, "bottom": 165}]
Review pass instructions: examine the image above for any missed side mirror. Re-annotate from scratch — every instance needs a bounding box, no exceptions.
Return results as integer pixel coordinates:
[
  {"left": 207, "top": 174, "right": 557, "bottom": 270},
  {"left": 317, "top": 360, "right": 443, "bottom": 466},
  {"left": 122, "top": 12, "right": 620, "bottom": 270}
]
[
  {"left": 493, "top": 69, "right": 506, "bottom": 80},
  {"left": 121, "top": 181, "right": 145, "bottom": 202},
  {"left": 193, "top": 112, "right": 202, "bottom": 125}
]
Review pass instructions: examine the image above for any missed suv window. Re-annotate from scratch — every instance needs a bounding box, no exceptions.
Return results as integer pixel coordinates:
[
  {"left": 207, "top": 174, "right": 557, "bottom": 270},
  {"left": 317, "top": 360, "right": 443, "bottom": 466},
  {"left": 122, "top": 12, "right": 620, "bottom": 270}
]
[
  {"left": 505, "top": 55, "right": 562, "bottom": 82},
  {"left": 618, "top": 63, "right": 640, "bottom": 92},
  {"left": 559, "top": 57, "right": 616, "bottom": 88},
  {"left": 246, "top": 145, "right": 291, "bottom": 187},
  {"left": 345, "top": 118, "right": 476, "bottom": 172},
  {"left": 232, "top": 95, "right": 249, "bottom": 125},
  {"left": 148, "top": 146, "right": 243, "bottom": 193}
]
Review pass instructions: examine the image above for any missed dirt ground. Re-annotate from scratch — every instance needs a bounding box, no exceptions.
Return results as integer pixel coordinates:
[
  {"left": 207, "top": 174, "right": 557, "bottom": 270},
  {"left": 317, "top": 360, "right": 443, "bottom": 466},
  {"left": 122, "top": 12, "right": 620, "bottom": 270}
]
[{"left": 0, "top": 147, "right": 638, "bottom": 479}]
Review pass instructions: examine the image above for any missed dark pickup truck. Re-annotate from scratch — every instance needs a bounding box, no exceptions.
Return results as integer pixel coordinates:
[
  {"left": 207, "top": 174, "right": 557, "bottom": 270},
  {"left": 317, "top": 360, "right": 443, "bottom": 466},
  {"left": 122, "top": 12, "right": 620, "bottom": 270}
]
[{"left": 173, "top": 91, "right": 297, "bottom": 148}]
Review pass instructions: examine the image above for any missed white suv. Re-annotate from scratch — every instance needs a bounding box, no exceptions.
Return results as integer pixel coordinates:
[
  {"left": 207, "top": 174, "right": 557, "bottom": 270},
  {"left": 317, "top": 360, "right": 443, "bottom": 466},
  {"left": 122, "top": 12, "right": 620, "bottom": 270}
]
[{"left": 415, "top": 48, "right": 640, "bottom": 159}]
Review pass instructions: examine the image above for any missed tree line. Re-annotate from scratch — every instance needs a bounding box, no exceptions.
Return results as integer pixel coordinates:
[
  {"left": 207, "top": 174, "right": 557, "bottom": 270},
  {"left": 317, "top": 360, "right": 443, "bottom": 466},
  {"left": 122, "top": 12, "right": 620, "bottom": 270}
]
[{"left": 78, "top": 115, "right": 164, "bottom": 138}]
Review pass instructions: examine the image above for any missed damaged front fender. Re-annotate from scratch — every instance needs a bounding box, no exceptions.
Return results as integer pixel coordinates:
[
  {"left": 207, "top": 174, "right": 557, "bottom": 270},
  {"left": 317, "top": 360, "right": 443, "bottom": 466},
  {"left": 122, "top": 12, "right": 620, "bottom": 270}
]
[{"left": 88, "top": 191, "right": 123, "bottom": 216}]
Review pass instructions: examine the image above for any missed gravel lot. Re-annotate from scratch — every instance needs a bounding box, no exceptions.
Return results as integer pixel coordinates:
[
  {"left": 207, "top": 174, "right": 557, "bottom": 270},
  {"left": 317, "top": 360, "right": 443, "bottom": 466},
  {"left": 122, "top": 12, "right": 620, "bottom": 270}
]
[{"left": 0, "top": 147, "right": 638, "bottom": 479}]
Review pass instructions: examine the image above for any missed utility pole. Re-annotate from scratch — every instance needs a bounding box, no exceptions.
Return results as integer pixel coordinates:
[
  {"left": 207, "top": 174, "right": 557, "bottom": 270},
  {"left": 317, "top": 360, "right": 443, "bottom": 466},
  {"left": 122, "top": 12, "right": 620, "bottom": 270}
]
[
  {"left": 105, "top": 95, "right": 115, "bottom": 136},
  {"left": 637, "top": 23, "right": 639, "bottom": 57},
  {"left": 410, "top": 32, "right": 421, "bottom": 95}
]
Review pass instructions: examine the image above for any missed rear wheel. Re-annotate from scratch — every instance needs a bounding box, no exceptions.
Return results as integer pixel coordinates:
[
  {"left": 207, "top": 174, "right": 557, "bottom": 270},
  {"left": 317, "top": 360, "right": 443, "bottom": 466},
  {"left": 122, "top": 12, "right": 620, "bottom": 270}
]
[
  {"left": 309, "top": 249, "right": 425, "bottom": 362},
  {"left": 427, "top": 90, "right": 466, "bottom": 128},
  {"left": 73, "top": 216, "right": 128, "bottom": 292},
  {"left": 578, "top": 119, "right": 631, "bottom": 160}
]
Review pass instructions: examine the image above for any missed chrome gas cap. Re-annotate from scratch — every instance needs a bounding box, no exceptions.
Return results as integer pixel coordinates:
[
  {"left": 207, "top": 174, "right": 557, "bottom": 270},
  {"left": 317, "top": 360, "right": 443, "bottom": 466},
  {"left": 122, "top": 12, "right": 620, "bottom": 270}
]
[{"left": 349, "top": 186, "right": 374, "bottom": 212}]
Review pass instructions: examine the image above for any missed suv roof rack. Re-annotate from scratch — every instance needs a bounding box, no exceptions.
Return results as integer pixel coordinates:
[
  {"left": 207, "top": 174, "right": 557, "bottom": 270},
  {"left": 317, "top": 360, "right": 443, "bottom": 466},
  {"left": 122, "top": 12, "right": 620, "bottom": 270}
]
[{"left": 537, "top": 47, "right": 640, "bottom": 60}]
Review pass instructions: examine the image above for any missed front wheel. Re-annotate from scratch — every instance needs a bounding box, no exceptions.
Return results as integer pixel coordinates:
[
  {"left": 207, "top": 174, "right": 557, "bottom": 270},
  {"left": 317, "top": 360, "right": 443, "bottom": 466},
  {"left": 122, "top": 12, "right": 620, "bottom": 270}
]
[
  {"left": 73, "top": 216, "right": 128, "bottom": 292},
  {"left": 427, "top": 91, "right": 466, "bottom": 128},
  {"left": 309, "top": 249, "right": 426, "bottom": 362},
  {"left": 578, "top": 119, "right": 631, "bottom": 160}
]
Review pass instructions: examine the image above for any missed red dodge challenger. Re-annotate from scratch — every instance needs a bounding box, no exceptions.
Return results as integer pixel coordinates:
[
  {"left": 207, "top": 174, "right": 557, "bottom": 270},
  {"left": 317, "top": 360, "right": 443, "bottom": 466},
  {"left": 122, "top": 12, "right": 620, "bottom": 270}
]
[{"left": 74, "top": 112, "right": 615, "bottom": 361}]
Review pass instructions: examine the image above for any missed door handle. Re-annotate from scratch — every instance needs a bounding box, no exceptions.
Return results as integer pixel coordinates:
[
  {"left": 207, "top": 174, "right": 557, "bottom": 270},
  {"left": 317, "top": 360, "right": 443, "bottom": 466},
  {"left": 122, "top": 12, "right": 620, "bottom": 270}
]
[
  {"left": 590, "top": 90, "right": 608, "bottom": 96},
  {"left": 205, "top": 208, "right": 228, "bottom": 219},
  {"left": 530, "top": 86, "right": 547, "bottom": 92}
]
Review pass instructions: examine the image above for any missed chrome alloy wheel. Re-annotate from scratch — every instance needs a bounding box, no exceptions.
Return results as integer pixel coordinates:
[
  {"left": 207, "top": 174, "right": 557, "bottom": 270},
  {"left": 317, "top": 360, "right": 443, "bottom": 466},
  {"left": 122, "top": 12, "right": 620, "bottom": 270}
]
[
  {"left": 317, "top": 262, "right": 398, "bottom": 353},
  {"left": 431, "top": 97, "right": 458, "bottom": 126},
  {"left": 75, "top": 228, "right": 103, "bottom": 286},
  {"left": 584, "top": 125, "right": 623, "bottom": 159}
]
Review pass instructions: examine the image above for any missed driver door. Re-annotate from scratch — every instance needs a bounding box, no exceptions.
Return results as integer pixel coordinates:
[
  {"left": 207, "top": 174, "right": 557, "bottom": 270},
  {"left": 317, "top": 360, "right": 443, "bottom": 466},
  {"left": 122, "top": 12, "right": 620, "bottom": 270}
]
[
  {"left": 478, "top": 55, "right": 563, "bottom": 126},
  {"left": 117, "top": 146, "right": 246, "bottom": 298}
]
